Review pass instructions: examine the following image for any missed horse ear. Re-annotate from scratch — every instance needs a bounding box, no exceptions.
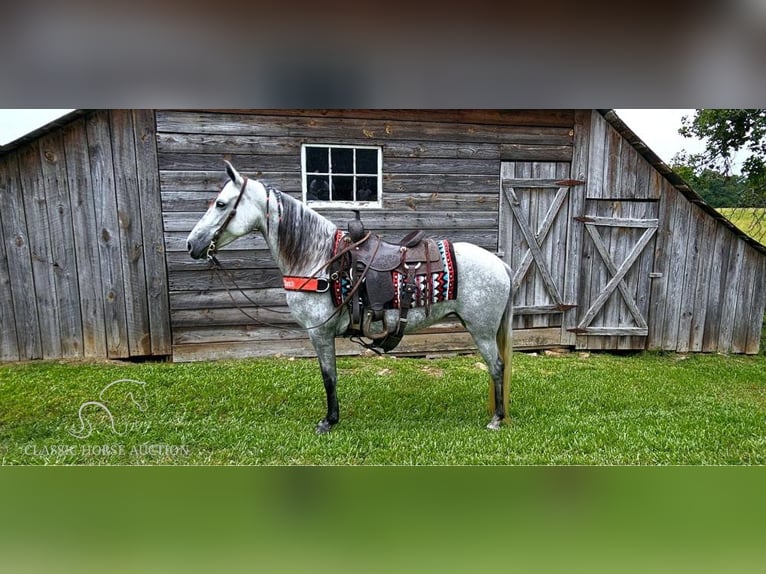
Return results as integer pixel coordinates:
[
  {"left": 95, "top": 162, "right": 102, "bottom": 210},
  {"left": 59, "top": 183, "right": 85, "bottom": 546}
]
[{"left": 224, "top": 160, "right": 243, "bottom": 186}]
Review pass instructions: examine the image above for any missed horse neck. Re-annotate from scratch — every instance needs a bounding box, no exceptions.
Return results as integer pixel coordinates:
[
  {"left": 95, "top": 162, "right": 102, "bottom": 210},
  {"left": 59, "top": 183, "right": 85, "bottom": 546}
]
[{"left": 254, "top": 184, "right": 338, "bottom": 277}]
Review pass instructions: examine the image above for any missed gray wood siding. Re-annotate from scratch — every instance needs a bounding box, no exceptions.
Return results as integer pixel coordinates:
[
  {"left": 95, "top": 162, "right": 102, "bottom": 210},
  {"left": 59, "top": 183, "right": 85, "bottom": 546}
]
[
  {"left": 0, "top": 110, "right": 171, "bottom": 362},
  {"left": 568, "top": 111, "right": 765, "bottom": 353},
  {"left": 158, "top": 110, "right": 576, "bottom": 361},
  {"left": 642, "top": 180, "right": 766, "bottom": 354},
  {"left": 159, "top": 109, "right": 764, "bottom": 360},
  {"left": 2, "top": 108, "right": 763, "bottom": 363}
]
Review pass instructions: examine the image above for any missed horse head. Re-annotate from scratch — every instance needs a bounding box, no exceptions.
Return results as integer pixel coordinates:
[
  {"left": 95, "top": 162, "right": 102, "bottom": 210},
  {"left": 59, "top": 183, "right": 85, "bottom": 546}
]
[{"left": 187, "top": 161, "right": 263, "bottom": 259}]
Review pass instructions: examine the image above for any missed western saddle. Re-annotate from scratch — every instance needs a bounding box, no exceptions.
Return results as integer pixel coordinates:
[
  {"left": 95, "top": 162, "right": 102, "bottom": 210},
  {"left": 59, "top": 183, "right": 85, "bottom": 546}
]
[{"left": 338, "top": 212, "right": 442, "bottom": 352}]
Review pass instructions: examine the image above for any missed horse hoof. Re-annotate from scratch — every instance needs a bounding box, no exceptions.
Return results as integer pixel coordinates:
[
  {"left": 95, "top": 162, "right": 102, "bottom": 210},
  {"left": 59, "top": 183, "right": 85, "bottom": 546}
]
[
  {"left": 486, "top": 416, "right": 503, "bottom": 431},
  {"left": 316, "top": 419, "right": 333, "bottom": 434}
]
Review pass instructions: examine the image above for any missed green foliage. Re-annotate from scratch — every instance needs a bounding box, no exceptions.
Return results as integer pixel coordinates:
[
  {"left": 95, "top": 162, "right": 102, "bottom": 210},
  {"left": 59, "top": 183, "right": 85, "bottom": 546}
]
[
  {"left": 2, "top": 352, "right": 765, "bottom": 465},
  {"left": 679, "top": 109, "right": 766, "bottom": 209},
  {"left": 671, "top": 153, "right": 746, "bottom": 207}
]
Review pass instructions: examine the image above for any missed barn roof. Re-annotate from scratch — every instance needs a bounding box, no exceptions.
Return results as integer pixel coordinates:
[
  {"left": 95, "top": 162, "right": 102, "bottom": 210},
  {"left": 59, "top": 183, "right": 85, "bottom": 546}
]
[
  {"left": 0, "top": 110, "right": 87, "bottom": 154},
  {"left": 599, "top": 109, "right": 766, "bottom": 255},
  {"left": 1, "top": 108, "right": 763, "bottom": 254}
]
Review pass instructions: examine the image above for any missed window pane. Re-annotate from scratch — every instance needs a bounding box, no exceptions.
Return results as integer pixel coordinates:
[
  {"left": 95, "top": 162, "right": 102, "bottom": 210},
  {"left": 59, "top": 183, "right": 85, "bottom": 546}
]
[
  {"left": 307, "top": 175, "right": 330, "bottom": 201},
  {"left": 333, "top": 176, "right": 354, "bottom": 201},
  {"left": 356, "top": 148, "right": 378, "bottom": 174},
  {"left": 306, "top": 147, "right": 328, "bottom": 173},
  {"left": 331, "top": 148, "right": 353, "bottom": 174},
  {"left": 356, "top": 177, "right": 378, "bottom": 202}
]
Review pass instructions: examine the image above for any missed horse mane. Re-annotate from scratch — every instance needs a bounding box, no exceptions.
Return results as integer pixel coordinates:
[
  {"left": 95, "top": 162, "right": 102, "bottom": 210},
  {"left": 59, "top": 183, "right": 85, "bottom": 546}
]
[{"left": 273, "top": 188, "right": 338, "bottom": 275}]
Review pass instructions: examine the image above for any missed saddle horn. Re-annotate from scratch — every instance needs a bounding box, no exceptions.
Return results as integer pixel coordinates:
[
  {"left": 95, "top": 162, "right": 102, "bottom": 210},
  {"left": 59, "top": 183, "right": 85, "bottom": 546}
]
[{"left": 348, "top": 209, "right": 366, "bottom": 242}]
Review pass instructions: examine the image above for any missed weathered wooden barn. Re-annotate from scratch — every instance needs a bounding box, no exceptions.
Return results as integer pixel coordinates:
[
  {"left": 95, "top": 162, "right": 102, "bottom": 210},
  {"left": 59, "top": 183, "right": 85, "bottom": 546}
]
[{"left": 1, "top": 109, "right": 764, "bottom": 363}]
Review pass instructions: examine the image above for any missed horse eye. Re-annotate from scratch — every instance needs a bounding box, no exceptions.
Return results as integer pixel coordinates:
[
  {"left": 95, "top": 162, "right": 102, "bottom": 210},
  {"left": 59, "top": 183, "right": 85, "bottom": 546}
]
[{"left": 215, "top": 200, "right": 226, "bottom": 209}]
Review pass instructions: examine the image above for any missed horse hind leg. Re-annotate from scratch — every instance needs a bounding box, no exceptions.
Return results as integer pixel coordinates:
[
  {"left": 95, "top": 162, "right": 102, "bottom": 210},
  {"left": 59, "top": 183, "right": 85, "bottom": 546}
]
[
  {"left": 456, "top": 306, "right": 506, "bottom": 428},
  {"left": 472, "top": 335, "right": 507, "bottom": 430}
]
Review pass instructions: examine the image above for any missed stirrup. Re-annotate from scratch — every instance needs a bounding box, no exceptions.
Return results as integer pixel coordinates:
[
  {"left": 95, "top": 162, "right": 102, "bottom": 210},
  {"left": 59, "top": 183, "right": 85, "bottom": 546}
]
[{"left": 362, "top": 311, "right": 398, "bottom": 342}]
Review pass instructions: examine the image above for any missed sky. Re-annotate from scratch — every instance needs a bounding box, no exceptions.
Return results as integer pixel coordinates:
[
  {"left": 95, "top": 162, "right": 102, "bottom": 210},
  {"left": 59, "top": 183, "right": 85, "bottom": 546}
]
[
  {"left": 0, "top": 109, "right": 75, "bottom": 146},
  {"left": 615, "top": 109, "right": 704, "bottom": 164},
  {"left": 0, "top": 109, "right": 706, "bottom": 167}
]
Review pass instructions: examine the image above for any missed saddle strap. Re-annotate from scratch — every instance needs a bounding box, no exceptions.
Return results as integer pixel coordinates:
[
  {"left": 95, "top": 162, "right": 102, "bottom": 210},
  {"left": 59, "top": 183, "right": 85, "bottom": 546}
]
[
  {"left": 390, "top": 268, "right": 419, "bottom": 349},
  {"left": 371, "top": 267, "right": 416, "bottom": 352},
  {"left": 424, "top": 240, "right": 432, "bottom": 317}
]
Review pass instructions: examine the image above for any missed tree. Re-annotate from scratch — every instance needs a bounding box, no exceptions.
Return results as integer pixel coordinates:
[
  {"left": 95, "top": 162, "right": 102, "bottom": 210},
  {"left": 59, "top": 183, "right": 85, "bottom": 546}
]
[
  {"left": 679, "top": 109, "right": 766, "bottom": 209},
  {"left": 671, "top": 153, "right": 746, "bottom": 207},
  {"left": 679, "top": 110, "right": 766, "bottom": 239}
]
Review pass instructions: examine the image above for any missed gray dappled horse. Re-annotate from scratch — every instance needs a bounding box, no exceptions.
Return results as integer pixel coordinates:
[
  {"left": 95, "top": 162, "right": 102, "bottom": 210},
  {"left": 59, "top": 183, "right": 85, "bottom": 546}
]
[{"left": 187, "top": 162, "right": 513, "bottom": 434}]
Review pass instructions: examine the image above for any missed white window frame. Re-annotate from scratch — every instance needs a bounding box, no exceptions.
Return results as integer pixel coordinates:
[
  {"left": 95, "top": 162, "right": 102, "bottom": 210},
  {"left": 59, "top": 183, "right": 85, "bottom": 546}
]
[{"left": 301, "top": 144, "right": 383, "bottom": 209}]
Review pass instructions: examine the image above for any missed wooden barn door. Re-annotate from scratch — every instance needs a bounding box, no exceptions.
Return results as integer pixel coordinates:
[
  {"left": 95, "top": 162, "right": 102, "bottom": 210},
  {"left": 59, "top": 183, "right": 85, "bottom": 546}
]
[
  {"left": 569, "top": 202, "right": 658, "bottom": 350},
  {"left": 499, "top": 161, "right": 579, "bottom": 346}
]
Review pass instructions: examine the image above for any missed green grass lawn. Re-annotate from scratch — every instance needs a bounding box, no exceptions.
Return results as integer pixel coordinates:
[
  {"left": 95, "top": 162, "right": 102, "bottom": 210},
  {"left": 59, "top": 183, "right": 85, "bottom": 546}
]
[
  {"left": 718, "top": 207, "right": 766, "bottom": 245},
  {"left": 2, "top": 351, "right": 765, "bottom": 465}
]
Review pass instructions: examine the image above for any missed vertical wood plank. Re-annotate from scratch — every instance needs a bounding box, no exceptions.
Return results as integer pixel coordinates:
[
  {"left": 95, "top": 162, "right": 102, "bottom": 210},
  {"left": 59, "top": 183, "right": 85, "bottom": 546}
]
[
  {"left": 688, "top": 209, "right": 717, "bottom": 351},
  {"left": 646, "top": 180, "right": 676, "bottom": 350},
  {"left": 731, "top": 245, "right": 757, "bottom": 353},
  {"left": 552, "top": 161, "right": 571, "bottom": 330},
  {"left": 517, "top": 163, "right": 533, "bottom": 329},
  {"left": 676, "top": 204, "right": 704, "bottom": 353},
  {"left": 87, "top": 110, "right": 130, "bottom": 358},
  {"left": 110, "top": 110, "right": 152, "bottom": 356},
  {"left": 62, "top": 117, "right": 108, "bottom": 358},
  {"left": 511, "top": 162, "right": 525, "bottom": 329},
  {"left": 533, "top": 161, "right": 552, "bottom": 328},
  {"left": 701, "top": 226, "right": 732, "bottom": 352},
  {"left": 603, "top": 127, "right": 623, "bottom": 199},
  {"left": 631, "top": 154, "right": 657, "bottom": 350},
  {"left": 18, "top": 141, "right": 62, "bottom": 359},
  {"left": 578, "top": 112, "right": 606, "bottom": 349},
  {"left": 744, "top": 253, "right": 766, "bottom": 354},
  {"left": 500, "top": 162, "right": 524, "bottom": 331},
  {"left": 525, "top": 163, "right": 540, "bottom": 330},
  {"left": 634, "top": 153, "right": 652, "bottom": 202},
  {"left": 717, "top": 239, "right": 745, "bottom": 352},
  {"left": 0, "top": 230, "right": 19, "bottom": 360},
  {"left": 562, "top": 110, "right": 589, "bottom": 346},
  {"left": 0, "top": 160, "right": 20, "bottom": 361},
  {"left": 615, "top": 145, "right": 638, "bottom": 349},
  {"left": 598, "top": 199, "right": 621, "bottom": 350},
  {"left": 133, "top": 109, "right": 172, "bottom": 356},
  {"left": 0, "top": 153, "right": 41, "bottom": 359},
  {"left": 575, "top": 211, "right": 595, "bottom": 351},
  {"left": 39, "top": 130, "right": 84, "bottom": 358},
  {"left": 661, "top": 189, "right": 692, "bottom": 351},
  {"left": 586, "top": 112, "right": 606, "bottom": 199}
]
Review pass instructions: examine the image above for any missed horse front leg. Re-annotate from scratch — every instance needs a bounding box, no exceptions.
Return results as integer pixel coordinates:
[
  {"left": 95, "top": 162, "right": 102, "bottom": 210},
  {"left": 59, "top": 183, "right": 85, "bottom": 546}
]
[{"left": 309, "top": 331, "right": 339, "bottom": 434}]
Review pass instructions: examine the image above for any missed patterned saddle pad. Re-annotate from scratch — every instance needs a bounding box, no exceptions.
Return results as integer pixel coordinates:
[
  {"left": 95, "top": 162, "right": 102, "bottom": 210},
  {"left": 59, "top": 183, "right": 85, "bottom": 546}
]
[{"left": 330, "top": 231, "right": 459, "bottom": 310}]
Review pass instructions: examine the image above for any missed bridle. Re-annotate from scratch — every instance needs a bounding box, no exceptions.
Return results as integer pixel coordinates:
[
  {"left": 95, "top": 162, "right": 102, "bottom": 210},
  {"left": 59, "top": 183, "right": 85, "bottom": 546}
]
[{"left": 206, "top": 176, "right": 249, "bottom": 262}]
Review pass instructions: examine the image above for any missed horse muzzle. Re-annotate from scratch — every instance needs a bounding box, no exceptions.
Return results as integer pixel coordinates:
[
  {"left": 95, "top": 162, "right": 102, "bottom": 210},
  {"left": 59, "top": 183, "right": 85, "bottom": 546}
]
[{"left": 187, "top": 237, "right": 210, "bottom": 260}]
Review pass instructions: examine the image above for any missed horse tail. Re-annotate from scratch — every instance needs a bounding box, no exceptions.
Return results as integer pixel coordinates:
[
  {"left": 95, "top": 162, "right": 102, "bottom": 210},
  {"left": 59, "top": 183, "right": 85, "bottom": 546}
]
[{"left": 489, "top": 263, "right": 513, "bottom": 420}]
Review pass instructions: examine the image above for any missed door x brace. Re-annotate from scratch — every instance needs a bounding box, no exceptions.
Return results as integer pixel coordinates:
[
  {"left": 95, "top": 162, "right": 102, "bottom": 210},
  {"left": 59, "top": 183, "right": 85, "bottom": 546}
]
[{"left": 570, "top": 217, "right": 658, "bottom": 334}]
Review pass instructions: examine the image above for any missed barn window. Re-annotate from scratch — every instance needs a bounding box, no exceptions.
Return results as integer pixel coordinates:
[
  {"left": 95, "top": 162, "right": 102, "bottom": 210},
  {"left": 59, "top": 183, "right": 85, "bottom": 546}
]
[{"left": 301, "top": 144, "right": 382, "bottom": 208}]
